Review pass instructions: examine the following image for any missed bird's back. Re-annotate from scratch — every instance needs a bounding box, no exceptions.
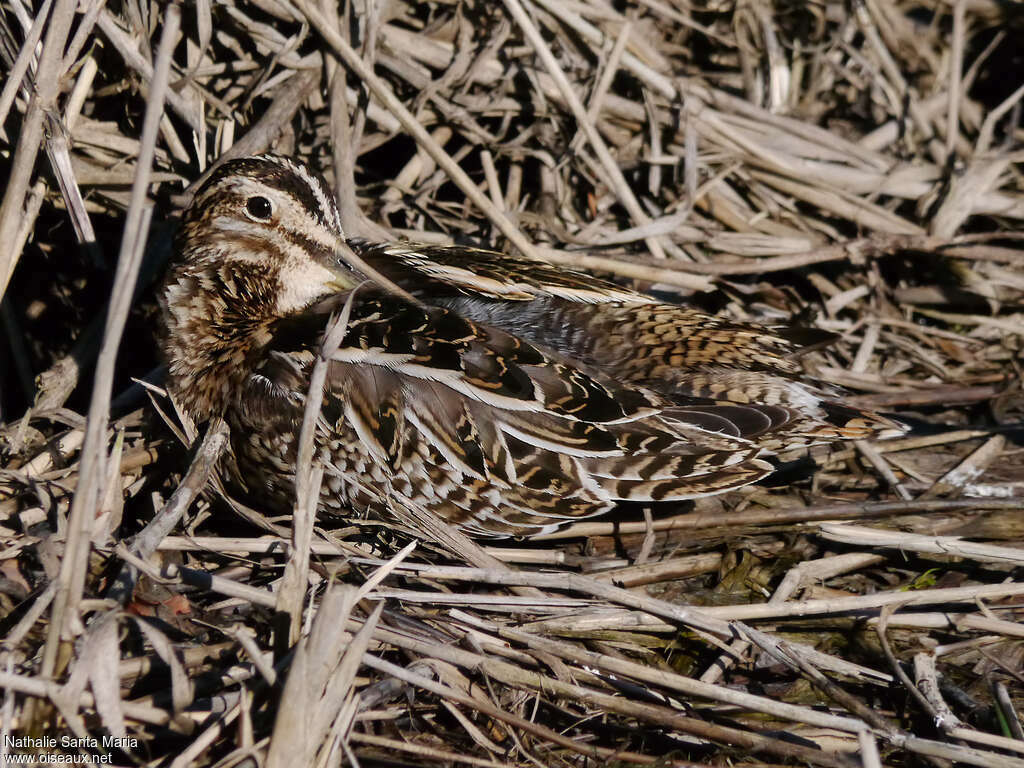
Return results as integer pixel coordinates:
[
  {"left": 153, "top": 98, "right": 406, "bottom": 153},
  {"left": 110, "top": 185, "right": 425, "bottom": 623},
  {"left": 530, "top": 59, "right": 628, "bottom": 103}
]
[{"left": 350, "top": 241, "right": 904, "bottom": 453}]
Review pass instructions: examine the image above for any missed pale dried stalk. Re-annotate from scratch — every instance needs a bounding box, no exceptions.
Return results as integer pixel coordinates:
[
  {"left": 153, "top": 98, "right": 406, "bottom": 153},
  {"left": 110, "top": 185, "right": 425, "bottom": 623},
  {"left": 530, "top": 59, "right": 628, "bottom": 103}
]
[
  {"left": 39, "top": 6, "right": 180, "bottom": 684},
  {"left": 0, "top": 0, "right": 78, "bottom": 301},
  {"left": 818, "top": 522, "right": 1024, "bottom": 566},
  {"left": 293, "top": 0, "right": 541, "bottom": 261}
]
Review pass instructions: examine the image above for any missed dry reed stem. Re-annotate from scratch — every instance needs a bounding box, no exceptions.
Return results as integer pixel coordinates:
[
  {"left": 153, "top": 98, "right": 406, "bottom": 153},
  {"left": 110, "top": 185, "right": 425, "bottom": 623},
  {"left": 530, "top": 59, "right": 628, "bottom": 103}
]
[{"left": 39, "top": 4, "right": 180, "bottom": 690}]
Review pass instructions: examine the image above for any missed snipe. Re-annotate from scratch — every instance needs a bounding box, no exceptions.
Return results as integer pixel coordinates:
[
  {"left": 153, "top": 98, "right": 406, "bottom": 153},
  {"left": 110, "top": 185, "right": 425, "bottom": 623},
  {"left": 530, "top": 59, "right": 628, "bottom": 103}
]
[{"left": 161, "top": 155, "right": 902, "bottom": 536}]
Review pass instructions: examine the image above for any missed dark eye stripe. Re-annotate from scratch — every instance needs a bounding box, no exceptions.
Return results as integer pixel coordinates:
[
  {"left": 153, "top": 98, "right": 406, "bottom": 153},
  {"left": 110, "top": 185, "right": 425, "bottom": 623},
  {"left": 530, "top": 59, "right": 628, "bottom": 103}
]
[
  {"left": 279, "top": 228, "right": 338, "bottom": 265},
  {"left": 197, "top": 156, "right": 342, "bottom": 232}
]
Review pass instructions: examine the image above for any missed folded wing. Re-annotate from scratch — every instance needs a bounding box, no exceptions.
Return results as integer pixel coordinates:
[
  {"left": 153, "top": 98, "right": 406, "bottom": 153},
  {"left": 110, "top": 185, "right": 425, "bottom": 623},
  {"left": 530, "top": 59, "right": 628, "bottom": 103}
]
[{"left": 308, "top": 292, "right": 776, "bottom": 536}]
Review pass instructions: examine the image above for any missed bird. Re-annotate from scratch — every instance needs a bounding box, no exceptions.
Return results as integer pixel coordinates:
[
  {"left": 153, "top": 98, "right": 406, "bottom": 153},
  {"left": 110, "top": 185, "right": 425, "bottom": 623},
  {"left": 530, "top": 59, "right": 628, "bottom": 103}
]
[{"left": 160, "top": 154, "right": 903, "bottom": 537}]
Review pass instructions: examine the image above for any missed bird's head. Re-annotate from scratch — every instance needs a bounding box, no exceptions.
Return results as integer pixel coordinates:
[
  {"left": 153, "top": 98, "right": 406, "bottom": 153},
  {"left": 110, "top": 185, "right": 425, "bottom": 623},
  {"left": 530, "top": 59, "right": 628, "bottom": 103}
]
[
  {"left": 161, "top": 155, "right": 358, "bottom": 419},
  {"left": 170, "top": 154, "right": 358, "bottom": 318}
]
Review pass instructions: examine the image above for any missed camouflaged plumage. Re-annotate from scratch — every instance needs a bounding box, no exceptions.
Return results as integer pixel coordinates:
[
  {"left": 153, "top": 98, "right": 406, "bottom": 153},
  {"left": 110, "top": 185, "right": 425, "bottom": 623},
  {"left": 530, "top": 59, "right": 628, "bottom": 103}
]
[{"left": 161, "top": 155, "right": 903, "bottom": 537}]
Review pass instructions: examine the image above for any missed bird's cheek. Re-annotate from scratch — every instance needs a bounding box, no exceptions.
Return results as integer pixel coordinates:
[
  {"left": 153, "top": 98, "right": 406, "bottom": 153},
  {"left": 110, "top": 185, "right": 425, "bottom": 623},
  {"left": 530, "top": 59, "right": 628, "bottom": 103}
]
[{"left": 274, "top": 260, "right": 349, "bottom": 315}]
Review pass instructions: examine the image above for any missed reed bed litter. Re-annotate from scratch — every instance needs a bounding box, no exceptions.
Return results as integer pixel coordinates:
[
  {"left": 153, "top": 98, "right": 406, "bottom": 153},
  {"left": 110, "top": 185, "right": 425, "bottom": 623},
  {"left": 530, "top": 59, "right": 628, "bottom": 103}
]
[{"left": 0, "top": 0, "right": 1022, "bottom": 766}]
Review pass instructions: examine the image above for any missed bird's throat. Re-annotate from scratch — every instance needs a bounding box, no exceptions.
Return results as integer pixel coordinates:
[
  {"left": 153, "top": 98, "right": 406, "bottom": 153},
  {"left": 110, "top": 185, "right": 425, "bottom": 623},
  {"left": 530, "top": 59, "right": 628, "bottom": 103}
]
[{"left": 161, "top": 266, "right": 277, "bottom": 421}]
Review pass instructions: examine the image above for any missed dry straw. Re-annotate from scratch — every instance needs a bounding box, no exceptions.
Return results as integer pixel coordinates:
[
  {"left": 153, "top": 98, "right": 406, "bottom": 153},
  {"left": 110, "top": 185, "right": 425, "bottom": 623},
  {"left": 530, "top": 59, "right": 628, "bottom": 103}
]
[{"left": 0, "top": 1, "right": 1022, "bottom": 766}]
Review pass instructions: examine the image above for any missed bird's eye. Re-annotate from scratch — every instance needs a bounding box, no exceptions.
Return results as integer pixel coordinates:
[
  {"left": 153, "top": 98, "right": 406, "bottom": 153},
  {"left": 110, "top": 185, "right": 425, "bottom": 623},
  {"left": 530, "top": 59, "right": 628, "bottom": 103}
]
[{"left": 245, "top": 195, "right": 274, "bottom": 221}]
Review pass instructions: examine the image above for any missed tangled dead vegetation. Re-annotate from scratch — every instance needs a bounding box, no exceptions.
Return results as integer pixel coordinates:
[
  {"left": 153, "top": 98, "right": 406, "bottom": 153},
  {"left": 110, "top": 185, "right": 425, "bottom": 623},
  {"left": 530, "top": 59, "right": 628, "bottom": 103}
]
[{"left": 0, "top": 1, "right": 1022, "bottom": 766}]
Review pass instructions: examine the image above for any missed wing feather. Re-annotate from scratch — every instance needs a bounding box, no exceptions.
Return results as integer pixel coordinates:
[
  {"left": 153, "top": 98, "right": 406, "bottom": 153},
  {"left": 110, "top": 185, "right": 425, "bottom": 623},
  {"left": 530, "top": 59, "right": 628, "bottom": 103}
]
[
  {"left": 350, "top": 240, "right": 648, "bottom": 304},
  {"left": 302, "top": 291, "right": 778, "bottom": 533}
]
